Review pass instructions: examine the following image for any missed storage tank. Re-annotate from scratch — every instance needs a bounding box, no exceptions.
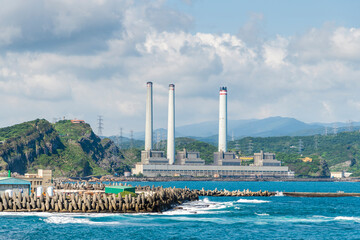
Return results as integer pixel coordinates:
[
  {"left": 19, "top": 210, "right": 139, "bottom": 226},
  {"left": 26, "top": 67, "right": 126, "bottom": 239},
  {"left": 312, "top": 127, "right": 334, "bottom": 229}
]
[
  {"left": 5, "top": 189, "right": 13, "bottom": 198},
  {"left": 36, "top": 186, "right": 43, "bottom": 197},
  {"left": 47, "top": 186, "right": 54, "bottom": 197}
]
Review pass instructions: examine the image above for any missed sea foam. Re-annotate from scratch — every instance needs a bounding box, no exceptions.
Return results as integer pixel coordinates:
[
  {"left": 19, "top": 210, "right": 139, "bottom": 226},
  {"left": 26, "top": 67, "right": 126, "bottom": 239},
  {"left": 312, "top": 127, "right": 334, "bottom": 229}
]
[{"left": 237, "top": 199, "right": 270, "bottom": 203}]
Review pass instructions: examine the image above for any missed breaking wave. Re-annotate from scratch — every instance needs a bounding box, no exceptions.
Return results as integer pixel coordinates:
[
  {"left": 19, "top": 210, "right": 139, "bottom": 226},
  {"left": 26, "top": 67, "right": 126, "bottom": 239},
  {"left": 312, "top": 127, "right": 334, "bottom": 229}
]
[{"left": 237, "top": 199, "right": 270, "bottom": 203}]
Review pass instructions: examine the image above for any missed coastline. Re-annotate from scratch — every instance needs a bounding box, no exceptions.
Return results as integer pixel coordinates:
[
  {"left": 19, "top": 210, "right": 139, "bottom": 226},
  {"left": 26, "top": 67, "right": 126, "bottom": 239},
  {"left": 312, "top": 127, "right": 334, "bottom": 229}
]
[{"left": 60, "top": 176, "right": 360, "bottom": 183}]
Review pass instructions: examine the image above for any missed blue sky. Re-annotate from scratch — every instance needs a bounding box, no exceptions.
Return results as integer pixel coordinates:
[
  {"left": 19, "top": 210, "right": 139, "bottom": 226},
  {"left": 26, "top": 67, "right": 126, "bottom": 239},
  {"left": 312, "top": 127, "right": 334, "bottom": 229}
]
[
  {"left": 0, "top": 0, "right": 360, "bottom": 136},
  {"left": 167, "top": 0, "right": 360, "bottom": 36}
]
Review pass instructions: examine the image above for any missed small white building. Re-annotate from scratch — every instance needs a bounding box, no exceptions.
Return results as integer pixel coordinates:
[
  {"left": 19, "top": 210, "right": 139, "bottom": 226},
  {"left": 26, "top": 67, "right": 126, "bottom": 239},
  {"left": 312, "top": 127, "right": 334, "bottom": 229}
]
[{"left": 331, "top": 171, "right": 345, "bottom": 179}]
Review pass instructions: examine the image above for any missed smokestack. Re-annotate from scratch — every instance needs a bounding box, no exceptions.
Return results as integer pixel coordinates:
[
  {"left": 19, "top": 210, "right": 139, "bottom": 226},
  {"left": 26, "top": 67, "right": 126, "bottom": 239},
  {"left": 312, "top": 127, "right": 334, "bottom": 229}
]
[
  {"left": 218, "top": 86, "right": 227, "bottom": 152},
  {"left": 167, "top": 84, "right": 175, "bottom": 164},
  {"left": 145, "top": 82, "right": 153, "bottom": 151}
]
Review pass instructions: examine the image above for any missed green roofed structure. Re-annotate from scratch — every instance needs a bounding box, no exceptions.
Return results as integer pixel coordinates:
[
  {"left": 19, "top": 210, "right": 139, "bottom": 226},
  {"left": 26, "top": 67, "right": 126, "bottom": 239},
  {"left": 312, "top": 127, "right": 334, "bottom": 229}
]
[
  {"left": 105, "top": 186, "right": 136, "bottom": 194},
  {"left": 0, "top": 177, "right": 31, "bottom": 195}
]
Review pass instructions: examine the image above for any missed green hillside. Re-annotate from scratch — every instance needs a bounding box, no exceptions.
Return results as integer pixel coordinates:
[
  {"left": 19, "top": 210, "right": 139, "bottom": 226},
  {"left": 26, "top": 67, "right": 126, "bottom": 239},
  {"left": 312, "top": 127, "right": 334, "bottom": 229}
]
[
  {"left": 228, "top": 131, "right": 360, "bottom": 177},
  {"left": 0, "top": 119, "right": 127, "bottom": 177}
]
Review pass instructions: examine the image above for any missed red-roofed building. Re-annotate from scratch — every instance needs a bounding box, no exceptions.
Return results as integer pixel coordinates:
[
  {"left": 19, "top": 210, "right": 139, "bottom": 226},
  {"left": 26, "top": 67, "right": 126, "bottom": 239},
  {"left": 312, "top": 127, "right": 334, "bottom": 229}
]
[{"left": 71, "top": 119, "right": 85, "bottom": 124}]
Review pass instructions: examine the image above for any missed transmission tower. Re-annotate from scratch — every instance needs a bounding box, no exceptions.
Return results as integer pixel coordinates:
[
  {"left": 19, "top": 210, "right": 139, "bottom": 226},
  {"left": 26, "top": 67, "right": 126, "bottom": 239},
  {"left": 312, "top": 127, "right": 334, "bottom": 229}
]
[
  {"left": 324, "top": 126, "right": 328, "bottom": 136},
  {"left": 248, "top": 139, "right": 253, "bottom": 154},
  {"left": 119, "top": 127, "right": 123, "bottom": 149},
  {"left": 97, "top": 115, "right": 103, "bottom": 136},
  {"left": 231, "top": 131, "right": 234, "bottom": 142},
  {"left": 332, "top": 123, "right": 337, "bottom": 135},
  {"left": 298, "top": 139, "right": 303, "bottom": 155},
  {"left": 130, "top": 130, "right": 134, "bottom": 149},
  {"left": 314, "top": 135, "right": 319, "bottom": 151}
]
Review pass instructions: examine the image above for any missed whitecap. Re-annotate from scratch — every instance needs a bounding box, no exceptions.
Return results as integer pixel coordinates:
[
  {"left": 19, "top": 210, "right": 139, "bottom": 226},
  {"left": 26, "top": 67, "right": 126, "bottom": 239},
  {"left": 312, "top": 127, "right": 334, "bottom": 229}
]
[
  {"left": 274, "top": 191, "right": 284, "bottom": 197},
  {"left": 44, "top": 216, "right": 120, "bottom": 225},
  {"left": 163, "top": 198, "right": 233, "bottom": 215},
  {"left": 237, "top": 199, "right": 270, "bottom": 203},
  {"left": 255, "top": 213, "right": 269, "bottom": 216},
  {"left": 334, "top": 216, "right": 360, "bottom": 222}
]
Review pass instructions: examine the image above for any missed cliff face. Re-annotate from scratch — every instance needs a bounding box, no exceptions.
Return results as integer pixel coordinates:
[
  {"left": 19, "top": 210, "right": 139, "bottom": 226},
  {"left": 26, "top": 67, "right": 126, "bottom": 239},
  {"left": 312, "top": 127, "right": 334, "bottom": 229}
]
[{"left": 0, "top": 119, "right": 125, "bottom": 177}]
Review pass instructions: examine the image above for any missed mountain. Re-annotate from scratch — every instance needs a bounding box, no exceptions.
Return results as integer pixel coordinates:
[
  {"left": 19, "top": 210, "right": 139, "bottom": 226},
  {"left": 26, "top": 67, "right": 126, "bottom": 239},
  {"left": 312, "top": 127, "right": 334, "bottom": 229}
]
[
  {"left": 131, "top": 117, "right": 360, "bottom": 142},
  {"left": 0, "top": 119, "right": 129, "bottom": 177},
  {"left": 177, "top": 117, "right": 324, "bottom": 138}
]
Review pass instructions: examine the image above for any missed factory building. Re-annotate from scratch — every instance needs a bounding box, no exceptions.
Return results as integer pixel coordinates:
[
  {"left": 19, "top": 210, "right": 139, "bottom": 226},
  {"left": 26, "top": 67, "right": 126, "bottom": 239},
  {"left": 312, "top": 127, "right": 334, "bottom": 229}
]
[
  {"left": 133, "top": 83, "right": 294, "bottom": 178},
  {"left": 18, "top": 169, "right": 52, "bottom": 191},
  {"left": 254, "top": 151, "right": 281, "bottom": 166},
  {"left": 176, "top": 149, "right": 205, "bottom": 165},
  {"left": 133, "top": 164, "right": 293, "bottom": 178},
  {"left": 0, "top": 177, "right": 31, "bottom": 195}
]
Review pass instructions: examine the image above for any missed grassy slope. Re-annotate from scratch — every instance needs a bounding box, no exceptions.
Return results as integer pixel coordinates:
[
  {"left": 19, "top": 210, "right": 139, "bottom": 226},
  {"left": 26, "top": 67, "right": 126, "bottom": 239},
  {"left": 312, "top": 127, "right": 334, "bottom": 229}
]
[
  {"left": 52, "top": 120, "right": 108, "bottom": 176},
  {"left": 0, "top": 119, "right": 109, "bottom": 177}
]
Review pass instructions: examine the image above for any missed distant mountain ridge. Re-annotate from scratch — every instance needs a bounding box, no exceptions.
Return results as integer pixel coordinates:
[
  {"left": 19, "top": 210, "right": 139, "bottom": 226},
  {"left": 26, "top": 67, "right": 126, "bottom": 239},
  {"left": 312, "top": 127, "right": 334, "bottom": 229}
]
[{"left": 130, "top": 117, "right": 359, "bottom": 141}]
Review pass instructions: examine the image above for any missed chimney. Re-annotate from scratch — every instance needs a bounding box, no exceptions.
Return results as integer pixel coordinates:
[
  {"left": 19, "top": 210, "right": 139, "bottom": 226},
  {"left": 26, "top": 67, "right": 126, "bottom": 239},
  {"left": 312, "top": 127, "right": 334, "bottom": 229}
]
[
  {"left": 145, "top": 82, "right": 153, "bottom": 151},
  {"left": 218, "top": 87, "right": 227, "bottom": 152},
  {"left": 167, "top": 84, "right": 175, "bottom": 164}
]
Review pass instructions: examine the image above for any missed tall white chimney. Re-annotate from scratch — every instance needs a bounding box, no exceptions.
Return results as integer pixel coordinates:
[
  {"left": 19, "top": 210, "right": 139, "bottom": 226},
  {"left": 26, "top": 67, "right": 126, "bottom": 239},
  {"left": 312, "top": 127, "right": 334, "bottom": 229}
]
[
  {"left": 167, "top": 84, "right": 175, "bottom": 164},
  {"left": 144, "top": 82, "right": 153, "bottom": 151},
  {"left": 218, "top": 87, "right": 227, "bottom": 152}
]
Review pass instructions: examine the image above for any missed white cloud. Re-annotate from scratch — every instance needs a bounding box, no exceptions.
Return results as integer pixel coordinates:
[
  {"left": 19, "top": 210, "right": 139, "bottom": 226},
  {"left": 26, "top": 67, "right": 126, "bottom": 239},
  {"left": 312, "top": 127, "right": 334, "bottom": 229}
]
[{"left": 0, "top": 1, "right": 359, "bottom": 135}]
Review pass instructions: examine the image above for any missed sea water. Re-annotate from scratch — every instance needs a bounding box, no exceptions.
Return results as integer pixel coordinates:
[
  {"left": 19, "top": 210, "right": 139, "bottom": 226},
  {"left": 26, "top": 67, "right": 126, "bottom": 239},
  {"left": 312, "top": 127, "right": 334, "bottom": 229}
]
[{"left": 1, "top": 181, "right": 360, "bottom": 240}]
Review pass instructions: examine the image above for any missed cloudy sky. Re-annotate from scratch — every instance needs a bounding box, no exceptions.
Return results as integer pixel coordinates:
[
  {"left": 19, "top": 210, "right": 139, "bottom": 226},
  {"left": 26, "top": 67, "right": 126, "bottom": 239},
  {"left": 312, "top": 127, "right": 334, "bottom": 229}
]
[{"left": 1, "top": 0, "right": 360, "bottom": 136}]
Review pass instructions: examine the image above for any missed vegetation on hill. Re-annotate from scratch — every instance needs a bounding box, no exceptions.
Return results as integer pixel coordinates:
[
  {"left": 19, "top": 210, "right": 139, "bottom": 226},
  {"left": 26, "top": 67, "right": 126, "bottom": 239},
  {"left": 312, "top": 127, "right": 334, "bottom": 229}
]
[
  {"left": 228, "top": 131, "right": 360, "bottom": 177},
  {"left": 0, "top": 119, "right": 127, "bottom": 177}
]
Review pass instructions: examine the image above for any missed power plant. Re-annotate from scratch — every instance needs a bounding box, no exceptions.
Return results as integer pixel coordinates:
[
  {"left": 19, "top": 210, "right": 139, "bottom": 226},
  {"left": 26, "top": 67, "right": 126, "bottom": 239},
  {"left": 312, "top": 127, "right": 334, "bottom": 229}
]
[{"left": 133, "top": 83, "right": 294, "bottom": 178}]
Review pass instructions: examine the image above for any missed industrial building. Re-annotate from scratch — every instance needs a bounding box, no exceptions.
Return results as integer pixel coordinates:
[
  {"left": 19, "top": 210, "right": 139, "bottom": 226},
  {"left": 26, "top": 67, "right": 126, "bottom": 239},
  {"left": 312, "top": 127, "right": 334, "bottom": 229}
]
[
  {"left": 132, "top": 83, "right": 294, "bottom": 178},
  {"left": 0, "top": 177, "right": 31, "bottom": 195},
  {"left": 176, "top": 149, "right": 205, "bottom": 165},
  {"left": 254, "top": 151, "right": 281, "bottom": 166},
  {"left": 18, "top": 169, "right": 52, "bottom": 191}
]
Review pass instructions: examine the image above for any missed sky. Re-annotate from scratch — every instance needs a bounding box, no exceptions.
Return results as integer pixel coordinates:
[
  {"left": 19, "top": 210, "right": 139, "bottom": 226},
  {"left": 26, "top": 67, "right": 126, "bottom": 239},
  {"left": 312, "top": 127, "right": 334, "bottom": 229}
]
[{"left": 0, "top": 0, "right": 360, "bottom": 136}]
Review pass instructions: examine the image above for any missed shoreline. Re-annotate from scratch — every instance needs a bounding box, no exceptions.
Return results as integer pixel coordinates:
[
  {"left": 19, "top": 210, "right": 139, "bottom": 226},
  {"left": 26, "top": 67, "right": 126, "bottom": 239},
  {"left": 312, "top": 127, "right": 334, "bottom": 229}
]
[{"left": 60, "top": 177, "right": 360, "bottom": 183}]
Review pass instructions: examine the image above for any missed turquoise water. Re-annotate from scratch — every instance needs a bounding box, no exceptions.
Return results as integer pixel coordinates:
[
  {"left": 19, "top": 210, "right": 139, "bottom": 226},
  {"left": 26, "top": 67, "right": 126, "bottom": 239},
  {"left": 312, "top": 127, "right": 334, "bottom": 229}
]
[{"left": 1, "top": 181, "right": 360, "bottom": 240}]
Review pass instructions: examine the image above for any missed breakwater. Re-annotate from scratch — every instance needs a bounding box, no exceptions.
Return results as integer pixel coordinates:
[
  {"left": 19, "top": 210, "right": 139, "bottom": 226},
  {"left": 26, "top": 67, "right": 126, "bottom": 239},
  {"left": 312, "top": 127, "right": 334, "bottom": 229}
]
[
  {"left": 0, "top": 187, "right": 198, "bottom": 213},
  {"left": 55, "top": 182, "right": 275, "bottom": 197}
]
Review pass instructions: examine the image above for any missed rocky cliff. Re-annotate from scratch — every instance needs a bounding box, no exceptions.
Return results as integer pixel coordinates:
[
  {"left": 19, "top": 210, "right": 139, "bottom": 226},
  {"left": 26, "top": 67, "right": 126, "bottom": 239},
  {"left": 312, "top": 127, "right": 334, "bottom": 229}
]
[{"left": 0, "top": 119, "right": 126, "bottom": 177}]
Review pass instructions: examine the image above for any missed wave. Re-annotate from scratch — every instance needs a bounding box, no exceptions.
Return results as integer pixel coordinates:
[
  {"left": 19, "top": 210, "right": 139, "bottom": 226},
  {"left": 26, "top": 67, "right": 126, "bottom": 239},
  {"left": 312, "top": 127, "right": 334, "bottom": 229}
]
[
  {"left": 255, "top": 213, "right": 269, "bottom": 216},
  {"left": 163, "top": 198, "right": 233, "bottom": 215},
  {"left": 44, "top": 216, "right": 121, "bottom": 225},
  {"left": 334, "top": 216, "right": 360, "bottom": 222},
  {"left": 274, "top": 191, "right": 284, "bottom": 197},
  {"left": 237, "top": 199, "right": 270, "bottom": 203}
]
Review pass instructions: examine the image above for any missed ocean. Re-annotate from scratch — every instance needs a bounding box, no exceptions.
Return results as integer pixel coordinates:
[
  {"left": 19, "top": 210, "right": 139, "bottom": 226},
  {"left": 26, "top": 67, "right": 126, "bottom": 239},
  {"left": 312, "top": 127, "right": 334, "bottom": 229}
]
[{"left": 1, "top": 181, "right": 360, "bottom": 240}]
